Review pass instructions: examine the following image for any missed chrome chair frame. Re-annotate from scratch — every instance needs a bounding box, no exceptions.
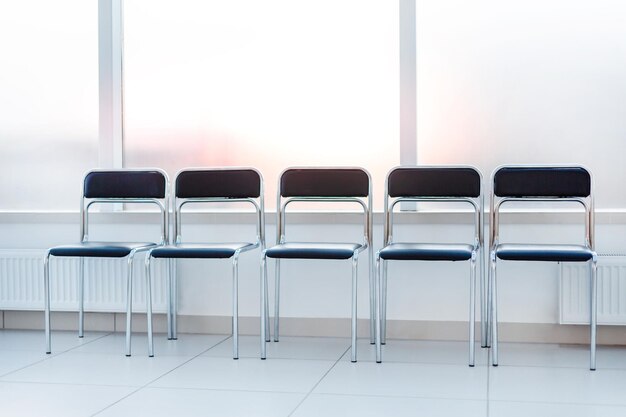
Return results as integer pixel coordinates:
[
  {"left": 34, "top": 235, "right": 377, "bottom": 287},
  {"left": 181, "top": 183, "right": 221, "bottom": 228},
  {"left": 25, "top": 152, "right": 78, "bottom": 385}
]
[
  {"left": 488, "top": 165, "right": 597, "bottom": 370},
  {"left": 145, "top": 167, "right": 266, "bottom": 358},
  {"left": 375, "top": 166, "right": 484, "bottom": 366},
  {"left": 260, "top": 167, "right": 373, "bottom": 362},
  {"left": 44, "top": 168, "right": 169, "bottom": 357}
]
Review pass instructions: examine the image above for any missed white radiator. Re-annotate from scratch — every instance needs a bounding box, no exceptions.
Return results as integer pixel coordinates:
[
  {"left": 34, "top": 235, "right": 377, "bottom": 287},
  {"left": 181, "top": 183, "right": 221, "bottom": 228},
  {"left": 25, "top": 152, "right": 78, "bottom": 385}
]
[
  {"left": 0, "top": 250, "right": 168, "bottom": 313},
  {"left": 560, "top": 255, "right": 626, "bottom": 325}
]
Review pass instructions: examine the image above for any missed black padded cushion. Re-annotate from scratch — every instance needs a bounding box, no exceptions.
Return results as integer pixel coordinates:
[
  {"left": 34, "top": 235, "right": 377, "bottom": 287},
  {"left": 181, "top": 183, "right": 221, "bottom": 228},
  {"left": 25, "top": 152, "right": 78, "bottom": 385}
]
[
  {"left": 176, "top": 169, "right": 261, "bottom": 199},
  {"left": 493, "top": 167, "right": 591, "bottom": 198},
  {"left": 388, "top": 167, "right": 480, "bottom": 198},
  {"left": 266, "top": 242, "right": 362, "bottom": 260},
  {"left": 49, "top": 242, "right": 157, "bottom": 258},
  {"left": 495, "top": 244, "right": 594, "bottom": 262},
  {"left": 151, "top": 243, "right": 255, "bottom": 259},
  {"left": 379, "top": 243, "right": 474, "bottom": 261},
  {"left": 84, "top": 171, "right": 166, "bottom": 199},
  {"left": 280, "top": 168, "right": 369, "bottom": 198}
]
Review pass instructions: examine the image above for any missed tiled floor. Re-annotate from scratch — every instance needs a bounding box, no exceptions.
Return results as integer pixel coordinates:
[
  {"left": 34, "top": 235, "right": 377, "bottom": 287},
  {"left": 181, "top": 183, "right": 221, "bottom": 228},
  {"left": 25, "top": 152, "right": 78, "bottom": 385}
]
[{"left": 1, "top": 330, "right": 626, "bottom": 416}]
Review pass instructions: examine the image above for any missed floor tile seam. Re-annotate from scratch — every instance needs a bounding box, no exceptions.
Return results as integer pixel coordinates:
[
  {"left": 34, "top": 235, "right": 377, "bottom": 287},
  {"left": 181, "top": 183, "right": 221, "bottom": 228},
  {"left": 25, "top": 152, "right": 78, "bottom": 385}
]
[
  {"left": 202, "top": 355, "right": 347, "bottom": 363},
  {"left": 487, "top": 398, "right": 626, "bottom": 408},
  {"left": 0, "top": 379, "right": 139, "bottom": 389},
  {"left": 0, "top": 332, "right": 115, "bottom": 378},
  {"left": 295, "top": 391, "right": 490, "bottom": 402},
  {"left": 287, "top": 345, "right": 352, "bottom": 417},
  {"left": 358, "top": 359, "right": 490, "bottom": 366},
  {"left": 89, "top": 335, "right": 232, "bottom": 417},
  {"left": 144, "top": 385, "right": 309, "bottom": 395},
  {"left": 488, "top": 363, "right": 626, "bottom": 371}
]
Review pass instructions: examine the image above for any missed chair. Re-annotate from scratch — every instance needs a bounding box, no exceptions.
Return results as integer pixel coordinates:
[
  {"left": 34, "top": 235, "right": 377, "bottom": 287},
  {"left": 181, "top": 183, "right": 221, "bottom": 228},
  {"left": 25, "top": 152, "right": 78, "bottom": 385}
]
[
  {"left": 260, "top": 167, "right": 373, "bottom": 362},
  {"left": 489, "top": 165, "right": 597, "bottom": 369},
  {"left": 146, "top": 168, "right": 266, "bottom": 358},
  {"left": 44, "top": 169, "right": 168, "bottom": 356},
  {"left": 375, "top": 166, "right": 484, "bottom": 366}
]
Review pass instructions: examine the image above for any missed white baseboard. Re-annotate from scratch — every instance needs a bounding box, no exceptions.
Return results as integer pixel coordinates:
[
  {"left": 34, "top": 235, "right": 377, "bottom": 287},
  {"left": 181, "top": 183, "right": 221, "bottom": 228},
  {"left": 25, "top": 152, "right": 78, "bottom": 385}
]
[{"left": 3, "top": 310, "right": 625, "bottom": 345}]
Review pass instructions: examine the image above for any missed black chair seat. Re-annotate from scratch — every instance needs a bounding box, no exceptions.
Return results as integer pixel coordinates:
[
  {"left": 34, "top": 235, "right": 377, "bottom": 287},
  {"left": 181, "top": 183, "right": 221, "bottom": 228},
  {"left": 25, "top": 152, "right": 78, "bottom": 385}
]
[
  {"left": 495, "top": 244, "right": 594, "bottom": 262},
  {"left": 380, "top": 243, "right": 475, "bottom": 261},
  {"left": 49, "top": 242, "right": 157, "bottom": 258},
  {"left": 266, "top": 242, "right": 362, "bottom": 260},
  {"left": 151, "top": 243, "right": 256, "bottom": 259}
]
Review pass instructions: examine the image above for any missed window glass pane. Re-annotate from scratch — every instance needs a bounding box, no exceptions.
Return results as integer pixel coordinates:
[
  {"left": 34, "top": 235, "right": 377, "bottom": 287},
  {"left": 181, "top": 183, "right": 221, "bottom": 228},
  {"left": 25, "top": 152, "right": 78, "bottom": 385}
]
[
  {"left": 417, "top": 0, "right": 626, "bottom": 208},
  {"left": 0, "top": 1, "right": 98, "bottom": 210},
  {"left": 124, "top": 0, "right": 399, "bottom": 209}
]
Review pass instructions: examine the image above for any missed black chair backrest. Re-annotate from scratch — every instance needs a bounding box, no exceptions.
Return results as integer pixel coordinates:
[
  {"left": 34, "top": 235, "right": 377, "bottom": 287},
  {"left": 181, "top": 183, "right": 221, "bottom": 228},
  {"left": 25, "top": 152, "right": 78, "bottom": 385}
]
[
  {"left": 84, "top": 170, "right": 166, "bottom": 199},
  {"left": 176, "top": 169, "right": 261, "bottom": 199},
  {"left": 280, "top": 168, "right": 369, "bottom": 198},
  {"left": 388, "top": 167, "right": 481, "bottom": 198},
  {"left": 493, "top": 167, "right": 591, "bottom": 198}
]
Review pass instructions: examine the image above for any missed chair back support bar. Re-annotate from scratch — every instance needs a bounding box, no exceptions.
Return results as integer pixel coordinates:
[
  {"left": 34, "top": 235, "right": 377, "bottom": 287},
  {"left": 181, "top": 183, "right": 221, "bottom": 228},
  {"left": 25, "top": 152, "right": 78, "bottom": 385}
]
[
  {"left": 489, "top": 165, "right": 594, "bottom": 250},
  {"left": 173, "top": 168, "right": 265, "bottom": 247},
  {"left": 384, "top": 166, "right": 483, "bottom": 247},
  {"left": 277, "top": 167, "right": 372, "bottom": 247},
  {"left": 80, "top": 169, "right": 169, "bottom": 244}
]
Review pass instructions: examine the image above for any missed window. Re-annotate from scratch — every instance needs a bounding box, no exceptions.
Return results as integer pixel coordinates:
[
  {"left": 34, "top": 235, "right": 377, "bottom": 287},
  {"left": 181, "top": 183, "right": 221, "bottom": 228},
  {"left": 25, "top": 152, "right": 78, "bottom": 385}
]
[
  {"left": 0, "top": 1, "right": 98, "bottom": 210},
  {"left": 123, "top": 0, "right": 399, "bottom": 209},
  {"left": 416, "top": 0, "right": 626, "bottom": 208}
]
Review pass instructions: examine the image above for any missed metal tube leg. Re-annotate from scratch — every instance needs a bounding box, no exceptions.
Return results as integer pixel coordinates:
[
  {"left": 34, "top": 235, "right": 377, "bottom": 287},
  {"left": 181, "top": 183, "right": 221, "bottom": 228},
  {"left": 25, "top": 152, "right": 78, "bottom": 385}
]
[
  {"left": 166, "top": 259, "right": 173, "bottom": 340},
  {"left": 369, "top": 247, "right": 375, "bottom": 344},
  {"left": 44, "top": 253, "right": 51, "bottom": 354},
  {"left": 486, "top": 251, "right": 492, "bottom": 348},
  {"left": 171, "top": 259, "right": 178, "bottom": 340},
  {"left": 351, "top": 254, "right": 359, "bottom": 363},
  {"left": 490, "top": 252, "right": 498, "bottom": 366},
  {"left": 232, "top": 256, "right": 240, "bottom": 360},
  {"left": 261, "top": 260, "right": 270, "bottom": 342},
  {"left": 125, "top": 254, "right": 134, "bottom": 357},
  {"left": 480, "top": 247, "right": 487, "bottom": 348},
  {"left": 381, "top": 261, "right": 388, "bottom": 344},
  {"left": 590, "top": 255, "right": 598, "bottom": 371},
  {"left": 78, "top": 257, "right": 85, "bottom": 338},
  {"left": 375, "top": 255, "right": 382, "bottom": 363},
  {"left": 469, "top": 253, "right": 477, "bottom": 367},
  {"left": 274, "top": 259, "right": 281, "bottom": 342},
  {"left": 260, "top": 254, "right": 268, "bottom": 359},
  {"left": 145, "top": 254, "right": 154, "bottom": 358}
]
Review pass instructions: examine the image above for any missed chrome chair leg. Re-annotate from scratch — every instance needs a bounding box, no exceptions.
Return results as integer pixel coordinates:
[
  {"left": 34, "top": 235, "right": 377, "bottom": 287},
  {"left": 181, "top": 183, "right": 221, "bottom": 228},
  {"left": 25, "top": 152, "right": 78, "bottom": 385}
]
[
  {"left": 125, "top": 254, "right": 134, "bottom": 357},
  {"left": 78, "top": 257, "right": 85, "bottom": 338},
  {"left": 145, "top": 254, "right": 154, "bottom": 357},
  {"left": 274, "top": 259, "right": 281, "bottom": 342},
  {"left": 369, "top": 247, "right": 375, "bottom": 344},
  {"left": 171, "top": 259, "right": 178, "bottom": 340},
  {"left": 375, "top": 255, "right": 382, "bottom": 363},
  {"left": 264, "top": 265, "right": 270, "bottom": 343},
  {"left": 469, "top": 253, "right": 477, "bottom": 367},
  {"left": 44, "top": 253, "right": 51, "bottom": 354},
  {"left": 350, "top": 253, "right": 359, "bottom": 363},
  {"left": 480, "top": 247, "right": 487, "bottom": 348},
  {"left": 490, "top": 251, "right": 498, "bottom": 366},
  {"left": 232, "top": 255, "right": 240, "bottom": 360},
  {"left": 166, "top": 259, "right": 173, "bottom": 340},
  {"left": 590, "top": 255, "right": 598, "bottom": 370},
  {"left": 260, "top": 254, "right": 268, "bottom": 359},
  {"left": 486, "top": 251, "right": 492, "bottom": 349},
  {"left": 381, "top": 261, "right": 388, "bottom": 344}
]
